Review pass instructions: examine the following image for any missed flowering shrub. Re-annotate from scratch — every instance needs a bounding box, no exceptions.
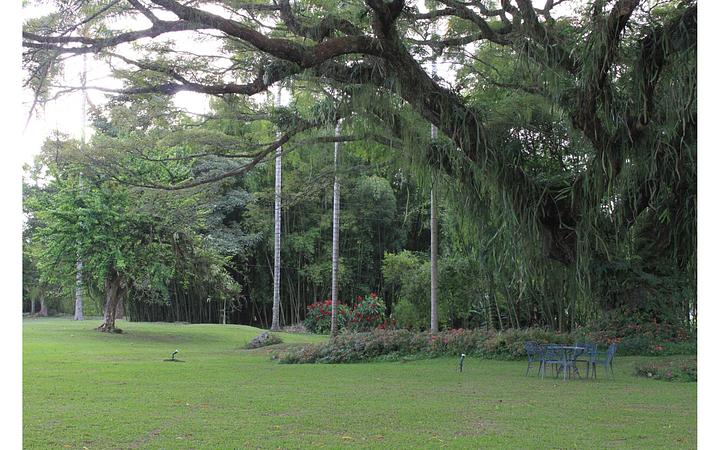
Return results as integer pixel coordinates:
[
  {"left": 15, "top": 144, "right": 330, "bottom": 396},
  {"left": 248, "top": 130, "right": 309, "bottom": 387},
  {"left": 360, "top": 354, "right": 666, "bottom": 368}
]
[
  {"left": 280, "top": 329, "right": 493, "bottom": 364},
  {"left": 304, "top": 293, "right": 388, "bottom": 334},
  {"left": 348, "top": 293, "right": 387, "bottom": 332},
  {"left": 303, "top": 300, "right": 351, "bottom": 334},
  {"left": 280, "top": 325, "right": 697, "bottom": 364},
  {"left": 634, "top": 358, "right": 696, "bottom": 382},
  {"left": 376, "top": 319, "right": 397, "bottom": 330},
  {"left": 279, "top": 345, "right": 328, "bottom": 364},
  {"left": 299, "top": 300, "right": 696, "bottom": 357}
]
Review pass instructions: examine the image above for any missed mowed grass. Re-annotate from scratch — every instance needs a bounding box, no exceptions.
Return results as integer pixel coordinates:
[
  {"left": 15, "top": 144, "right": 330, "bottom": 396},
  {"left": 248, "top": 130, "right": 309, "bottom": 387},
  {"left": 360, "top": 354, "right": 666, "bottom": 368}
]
[{"left": 24, "top": 318, "right": 696, "bottom": 449}]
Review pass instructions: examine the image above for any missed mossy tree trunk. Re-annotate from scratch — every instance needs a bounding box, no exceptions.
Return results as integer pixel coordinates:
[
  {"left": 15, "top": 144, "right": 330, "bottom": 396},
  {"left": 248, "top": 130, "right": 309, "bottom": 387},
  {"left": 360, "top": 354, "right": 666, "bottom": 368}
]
[
  {"left": 38, "top": 298, "right": 47, "bottom": 317},
  {"left": 97, "top": 268, "right": 127, "bottom": 333},
  {"left": 74, "top": 259, "right": 84, "bottom": 320}
]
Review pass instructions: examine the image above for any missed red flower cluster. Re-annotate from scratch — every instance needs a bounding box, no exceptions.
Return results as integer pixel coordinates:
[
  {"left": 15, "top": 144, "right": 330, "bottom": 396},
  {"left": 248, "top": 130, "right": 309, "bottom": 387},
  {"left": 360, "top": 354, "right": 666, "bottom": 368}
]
[
  {"left": 376, "top": 319, "right": 397, "bottom": 330},
  {"left": 347, "top": 293, "right": 386, "bottom": 332},
  {"left": 305, "top": 293, "right": 387, "bottom": 333},
  {"left": 304, "top": 299, "right": 354, "bottom": 333}
]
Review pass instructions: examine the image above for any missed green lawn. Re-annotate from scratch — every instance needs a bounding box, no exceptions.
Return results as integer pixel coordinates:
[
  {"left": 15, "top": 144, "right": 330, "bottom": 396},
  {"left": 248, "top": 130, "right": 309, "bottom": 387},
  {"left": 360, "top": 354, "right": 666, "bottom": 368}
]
[{"left": 23, "top": 318, "right": 696, "bottom": 449}]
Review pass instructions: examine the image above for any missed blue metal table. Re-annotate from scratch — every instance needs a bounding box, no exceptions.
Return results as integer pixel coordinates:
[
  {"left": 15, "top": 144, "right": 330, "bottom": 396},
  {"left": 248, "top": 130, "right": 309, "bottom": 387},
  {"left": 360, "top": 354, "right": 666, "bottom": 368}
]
[{"left": 541, "top": 345, "right": 586, "bottom": 380}]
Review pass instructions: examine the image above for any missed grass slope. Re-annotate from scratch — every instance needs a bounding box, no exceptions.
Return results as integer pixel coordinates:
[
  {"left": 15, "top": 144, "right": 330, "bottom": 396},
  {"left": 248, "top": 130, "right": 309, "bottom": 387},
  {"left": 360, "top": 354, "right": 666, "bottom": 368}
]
[{"left": 24, "top": 318, "right": 696, "bottom": 449}]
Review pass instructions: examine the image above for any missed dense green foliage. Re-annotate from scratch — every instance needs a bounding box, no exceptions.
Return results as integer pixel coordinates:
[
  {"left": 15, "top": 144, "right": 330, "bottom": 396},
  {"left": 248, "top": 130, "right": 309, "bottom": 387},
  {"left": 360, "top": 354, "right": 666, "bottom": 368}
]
[
  {"left": 24, "top": 318, "right": 696, "bottom": 448},
  {"left": 22, "top": 0, "right": 696, "bottom": 334},
  {"left": 23, "top": 93, "right": 434, "bottom": 328},
  {"left": 23, "top": 87, "right": 697, "bottom": 333},
  {"left": 22, "top": 88, "right": 697, "bottom": 331}
]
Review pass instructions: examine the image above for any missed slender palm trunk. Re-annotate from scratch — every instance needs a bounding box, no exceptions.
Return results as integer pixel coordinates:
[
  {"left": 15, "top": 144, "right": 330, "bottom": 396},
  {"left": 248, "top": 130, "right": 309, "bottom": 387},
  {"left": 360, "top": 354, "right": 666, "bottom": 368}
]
[
  {"left": 430, "top": 188, "right": 439, "bottom": 333},
  {"left": 331, "top": 120, "right": 342, "bottom": 336},
  {"left": 271, "top": 88, "right": 283, "bottom": 331},
  {"left": 429, "top": 59, "right": 439, "bottom": 333},
  {"left": 75, "top": 51, "right": 87, "bottom": 321}
]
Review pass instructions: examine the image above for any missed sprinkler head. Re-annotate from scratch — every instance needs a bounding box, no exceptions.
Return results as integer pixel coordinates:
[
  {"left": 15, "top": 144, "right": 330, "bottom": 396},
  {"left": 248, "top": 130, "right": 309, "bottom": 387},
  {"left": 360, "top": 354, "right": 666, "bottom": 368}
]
[{"left": 163, "top": 349, "right": 184, "bottom": 362}]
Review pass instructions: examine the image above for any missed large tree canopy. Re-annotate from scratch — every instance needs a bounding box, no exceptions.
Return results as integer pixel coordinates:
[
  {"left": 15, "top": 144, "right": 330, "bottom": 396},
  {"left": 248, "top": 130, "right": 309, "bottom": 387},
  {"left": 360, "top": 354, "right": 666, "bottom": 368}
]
[
  {"left": 23, "top": 0, "right": 696, "bottom": 326},
  {"left": 24, "top": 128, "right": 244, "bottom": 331}
]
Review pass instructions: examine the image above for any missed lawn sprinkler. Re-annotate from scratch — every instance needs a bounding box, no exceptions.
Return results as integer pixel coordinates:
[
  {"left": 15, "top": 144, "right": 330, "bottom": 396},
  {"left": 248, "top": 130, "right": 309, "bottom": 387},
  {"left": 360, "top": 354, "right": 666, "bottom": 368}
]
[
  {"left": 163, "top": 349, "right": 184, "bottom": 362},
  {"left": 458, "top": 353, "right": 466, "bottom": 372}
]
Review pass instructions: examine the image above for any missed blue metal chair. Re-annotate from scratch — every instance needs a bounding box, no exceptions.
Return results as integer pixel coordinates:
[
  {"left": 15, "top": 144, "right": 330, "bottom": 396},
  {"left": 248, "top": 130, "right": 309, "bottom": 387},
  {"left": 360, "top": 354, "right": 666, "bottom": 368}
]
[
  {"left": 540, "top": 344, "right": 571, "bottom": 379},
  {"left": 591, "top": 343, "right": 617, "bottom": 379},
  {"left": 524, "top": 341, "right": 545, "bottom": 376},
  {"left": 573, "top": 342, "right": 597, "bottom": 378}
]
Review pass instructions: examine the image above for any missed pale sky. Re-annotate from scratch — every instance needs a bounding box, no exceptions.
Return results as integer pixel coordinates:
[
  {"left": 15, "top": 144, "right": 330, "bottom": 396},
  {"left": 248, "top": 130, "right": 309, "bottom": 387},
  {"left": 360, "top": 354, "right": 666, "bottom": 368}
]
[{"left": 21, "top": 3, "right": 216, "bottom": 167}]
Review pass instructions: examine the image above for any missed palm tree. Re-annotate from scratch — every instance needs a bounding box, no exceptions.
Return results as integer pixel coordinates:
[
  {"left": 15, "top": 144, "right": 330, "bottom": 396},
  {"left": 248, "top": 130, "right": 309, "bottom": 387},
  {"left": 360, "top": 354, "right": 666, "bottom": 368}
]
[
  {"left": 74, "top": 50, "right": 88, "bottom": 321},
  {"left": 429, "top": 59, "right": 439, "bottom": 334},
  {"left": 330, "top": 120, "right": 342, "bottom": 336},
  {"left": 270, "top": 87, "right": 283, "bottom": 331}
]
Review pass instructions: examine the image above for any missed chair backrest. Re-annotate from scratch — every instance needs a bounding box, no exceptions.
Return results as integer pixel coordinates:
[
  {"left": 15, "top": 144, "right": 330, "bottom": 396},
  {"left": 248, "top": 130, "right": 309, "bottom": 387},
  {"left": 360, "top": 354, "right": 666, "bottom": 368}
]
[
  {"left": 575, "top": 342, "right": 597, "bottom": 356},
  {"left": 572, "top": 342, "right": 584, "bottom": 357},
  {"left": 607, "top": 343, "right": 618, "bottom": 362},
  {"left": 524, "top": 341, "right": 544, "bottom": 355},
  {"left": 542, "top": 345, "right": 564, "bottom": 361}
]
